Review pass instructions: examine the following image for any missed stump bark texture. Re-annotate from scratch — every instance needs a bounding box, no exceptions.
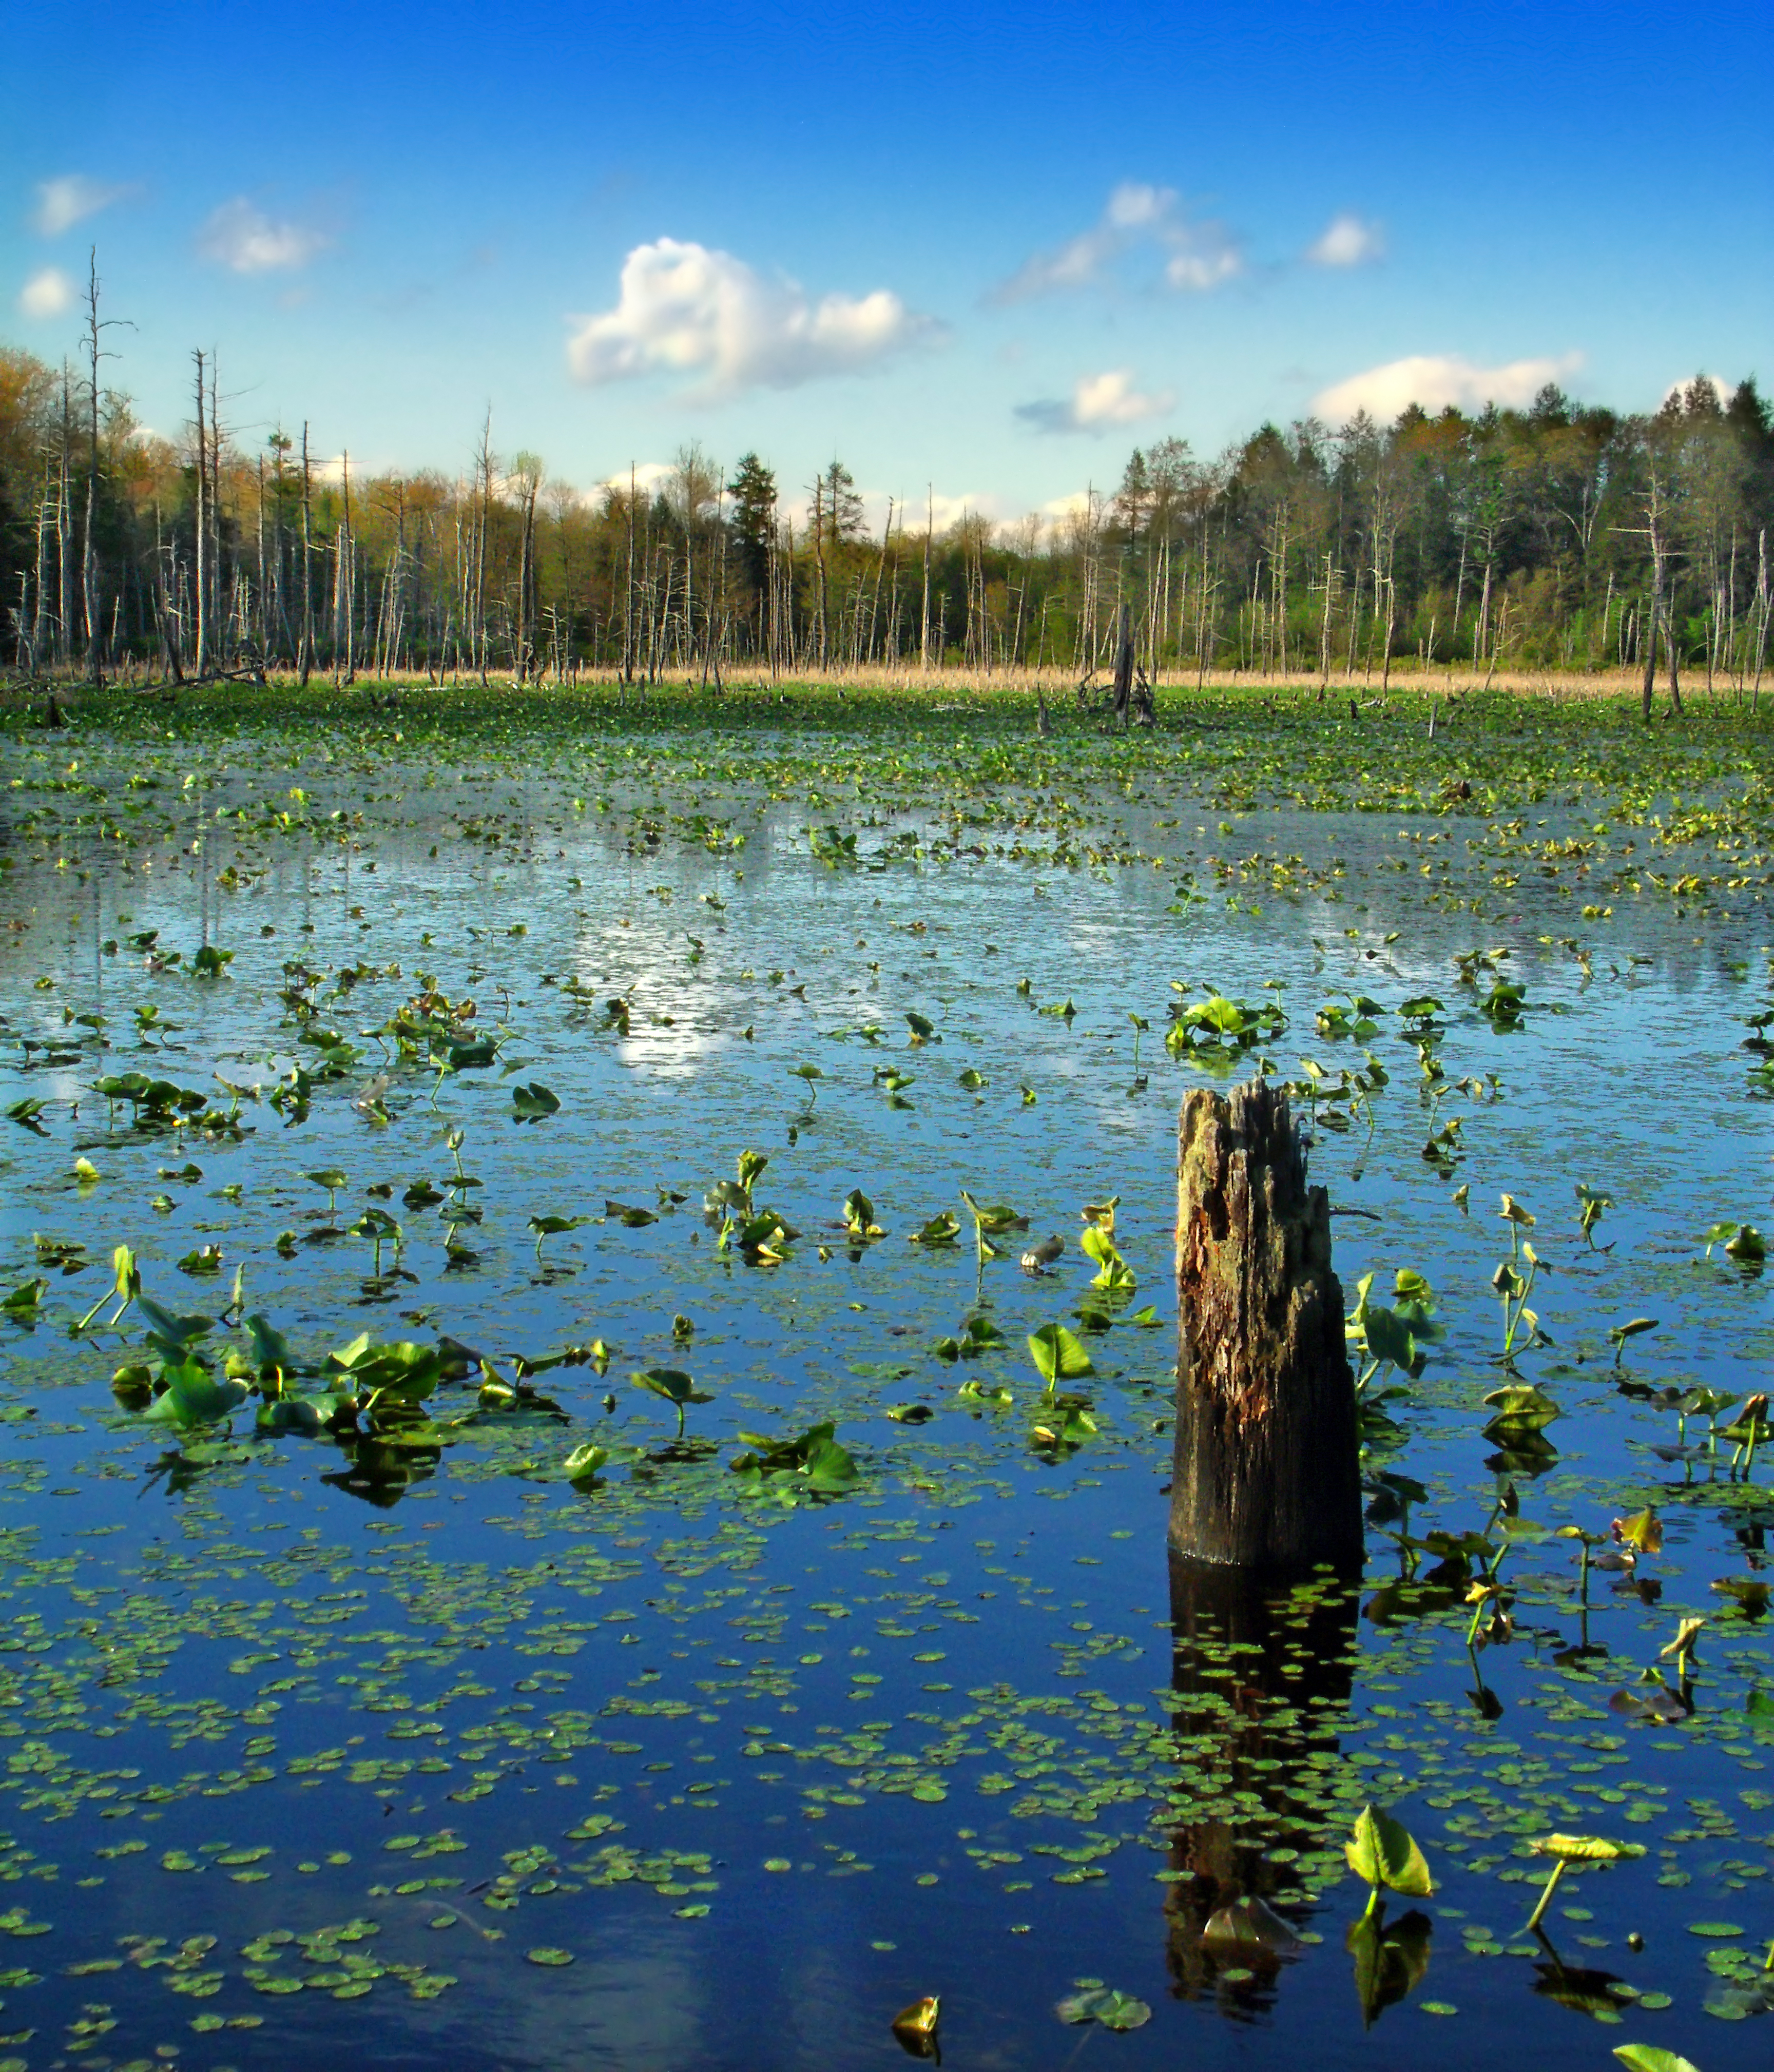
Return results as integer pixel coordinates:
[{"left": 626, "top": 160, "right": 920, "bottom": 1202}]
[{"left": 1168, "top": 1077, "right": 1362, "bottom": 1574}]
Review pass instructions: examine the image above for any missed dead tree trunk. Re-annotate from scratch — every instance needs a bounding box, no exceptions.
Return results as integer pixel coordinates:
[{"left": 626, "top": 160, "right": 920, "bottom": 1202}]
[
  {"left": 1169, "top": 1077, "right": 1362, "bottom": 1574},
  {"left": 1110, "top": 600, "right": 1134, "bottom": 726}
]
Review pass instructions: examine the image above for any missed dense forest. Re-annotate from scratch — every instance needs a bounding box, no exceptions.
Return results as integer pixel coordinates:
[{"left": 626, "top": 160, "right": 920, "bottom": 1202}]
[{"left": 3, "top": 286, "right": 1771, "bottom": 696}]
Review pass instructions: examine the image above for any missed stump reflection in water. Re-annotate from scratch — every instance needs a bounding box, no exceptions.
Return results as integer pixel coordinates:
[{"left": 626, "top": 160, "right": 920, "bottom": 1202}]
[{"left": 1162, "top": 1551, "right": 1359, "bottom": 2012}]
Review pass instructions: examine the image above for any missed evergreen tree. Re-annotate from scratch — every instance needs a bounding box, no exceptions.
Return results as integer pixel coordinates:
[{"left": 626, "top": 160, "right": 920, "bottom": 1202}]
[{"left": 726, "top": 451, "right": 776, "bottom": 601}]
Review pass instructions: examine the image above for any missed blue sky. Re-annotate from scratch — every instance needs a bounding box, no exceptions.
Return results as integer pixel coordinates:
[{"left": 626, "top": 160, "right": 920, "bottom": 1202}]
[{"left": 5, "top": 0, "right": 1769, "bottom": 525}]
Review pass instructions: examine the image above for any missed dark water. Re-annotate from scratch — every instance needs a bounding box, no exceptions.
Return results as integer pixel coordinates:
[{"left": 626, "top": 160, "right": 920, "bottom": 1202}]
[{"left": 0, "top": 717, "right": 1769, "bottom": 2072}]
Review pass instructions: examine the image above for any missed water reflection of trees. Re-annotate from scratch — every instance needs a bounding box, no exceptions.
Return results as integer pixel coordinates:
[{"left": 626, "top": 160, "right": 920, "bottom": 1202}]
[{"left": 1162, "top": 1554, "right": 1360, "bottom": 2012}]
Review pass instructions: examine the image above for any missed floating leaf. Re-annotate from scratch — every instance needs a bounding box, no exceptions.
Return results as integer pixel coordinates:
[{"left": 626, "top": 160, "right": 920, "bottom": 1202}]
[
  {"left": 1608, "top": 1687, "right": 1689, "bottom": 1724},
  {"left": 1055, "top": 1986, "right": 1150, "bottom": 2031}
]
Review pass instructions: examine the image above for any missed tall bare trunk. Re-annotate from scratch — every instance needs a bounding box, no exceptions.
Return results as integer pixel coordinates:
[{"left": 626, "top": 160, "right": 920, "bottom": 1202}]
[
  {"left": 82, "top": 252, "right": 105, "bottom": 686},
  {"left": 191, "top": 351, "right": 207, "bottom": 674},
  {"left": 298, "top": 424, "right": 314, "bottom": 686},
  {"left": 920, "top": 487, "right": 932, "bottom": 674}
]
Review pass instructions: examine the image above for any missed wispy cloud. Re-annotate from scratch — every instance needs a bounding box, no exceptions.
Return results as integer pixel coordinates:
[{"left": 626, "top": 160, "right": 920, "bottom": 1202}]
[
  {"left": 1306, "top": 211, "right": 1385, "bottom": 267},
  {"left": 991, "top": 182, "right": 1243, "bottom": 302},
  {"left": 18, "top": 267, "right": 74, "bottom": 318},
  {"left": 1313, "top": 351, "right": 1585, "bottom": 422},
  {"left": 198, "top": 198, "right": 330, "bottom": 274},
  {"left": 1015, "top": 367, "right": 1175, "bottom": 436},
  {"left": 32, "top": 173, "right": 130, "bottom": 237},
  {"left": 567, "top": 238, "right": 937, "bottom": 397}
]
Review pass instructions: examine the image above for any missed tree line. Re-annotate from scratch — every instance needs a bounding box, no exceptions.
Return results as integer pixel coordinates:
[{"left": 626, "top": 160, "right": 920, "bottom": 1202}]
[{"left": 3, "top": 268, "right": 1771, "bottom": 708}]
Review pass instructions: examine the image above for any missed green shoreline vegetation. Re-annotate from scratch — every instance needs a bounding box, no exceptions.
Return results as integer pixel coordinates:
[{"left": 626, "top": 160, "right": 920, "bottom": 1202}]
[{"left": 3, "top": 319, "right": 1771, "bottom": 703}]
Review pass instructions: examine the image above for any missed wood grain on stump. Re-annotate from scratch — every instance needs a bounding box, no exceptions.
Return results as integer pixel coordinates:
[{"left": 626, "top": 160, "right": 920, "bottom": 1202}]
[{"left": 1168, "top": 1076, "right": 1362, "bottom": 1574}]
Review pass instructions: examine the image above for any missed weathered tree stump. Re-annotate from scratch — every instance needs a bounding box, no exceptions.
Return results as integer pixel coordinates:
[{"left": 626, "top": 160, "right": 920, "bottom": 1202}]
[{"left": 1168, "top": 1077, "right": 1362, "bottom": 1574}]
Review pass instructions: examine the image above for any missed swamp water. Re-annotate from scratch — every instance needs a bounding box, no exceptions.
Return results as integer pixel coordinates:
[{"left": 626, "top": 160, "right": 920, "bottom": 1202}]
[{"left": 0, "top": 687, "right": 1770, "bottom": 2072}]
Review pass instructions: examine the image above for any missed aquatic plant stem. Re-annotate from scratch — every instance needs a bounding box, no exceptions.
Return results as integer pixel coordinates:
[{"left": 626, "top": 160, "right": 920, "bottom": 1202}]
[{"left": 1524, "top": 1858, "right": 1566, "bottom": 1933}]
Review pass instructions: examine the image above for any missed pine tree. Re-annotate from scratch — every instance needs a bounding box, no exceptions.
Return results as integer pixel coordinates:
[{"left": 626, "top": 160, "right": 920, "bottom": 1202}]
[
  {"left": 816, "top": 459, "right": 863, "bottom": 547},
  {"left": 726, "top": 452, "right": 776, "bottom": 603}
]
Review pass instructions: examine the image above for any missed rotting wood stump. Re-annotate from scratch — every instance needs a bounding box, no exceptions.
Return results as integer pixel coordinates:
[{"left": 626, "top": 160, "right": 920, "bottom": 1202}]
[{"left": 1168, "top": 1076, "right": 1362, "bottom": 1575}]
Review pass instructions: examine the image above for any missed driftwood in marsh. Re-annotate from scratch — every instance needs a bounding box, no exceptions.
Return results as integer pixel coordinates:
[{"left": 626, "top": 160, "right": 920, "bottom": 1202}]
[{"left": 1168, "top": 1077, "right": 1362, "bottom": 1575}]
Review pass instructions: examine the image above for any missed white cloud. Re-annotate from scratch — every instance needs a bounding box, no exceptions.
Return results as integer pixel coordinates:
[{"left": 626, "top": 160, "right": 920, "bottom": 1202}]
[
  {"left": 1015, "top": 367, "right": 1175, "bottom": 436},
  {"left": 1306, "top": 212, "right": 1385, "bottom": 267},
  {"left": 1312, "top": 351, "right": 1585, "bottom": 423},
  {"left": 1662, "top": 372, "right": 1730, "bottom": 409},
  {"left": 1164, "top": 237, "right": 1243, "bottom": 291},
  {"left": 198, "top": 198, "right": 329, "bottom": 273},
  {"left": 33, "top": 173, "right": 129, "bottom": 236},
  {"left": 856, "top": 488, "right": 1002, "bottom": 536},
  {"left": 566, "top": 238, "right": 935, "bottom": 397},
  {"left": 18, "top": 267, "right": 74, "bottom": 318},
  {"left": 597, "top": 461, "right": 675, "bottom": 500},
  {"left": 992, "top": 182, "right": 1243, "bottom": 301}
]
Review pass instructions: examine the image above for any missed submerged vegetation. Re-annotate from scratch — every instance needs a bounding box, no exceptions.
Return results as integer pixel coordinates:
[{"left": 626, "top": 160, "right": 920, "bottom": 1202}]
[{"left": 0, "top": 676, "right": 1770, "bottom": 2068}]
